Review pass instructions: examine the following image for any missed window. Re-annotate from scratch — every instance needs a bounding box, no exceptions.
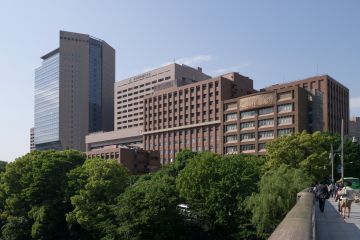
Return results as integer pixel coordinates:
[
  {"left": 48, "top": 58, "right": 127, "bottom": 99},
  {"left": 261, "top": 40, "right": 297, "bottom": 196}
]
[
  {"left": 240, "top": 110, "right": 256, "bottom": 119},
  {"left": 258, "top": 107, "right": 273, "bottom": 116},
  {"left": 278, "top": 91, "right": 292, "bottom": 101},
  {"left": 225, "top": 124, "right": 237, "bottom": 132},
  {"left": 278, "top": 128, "right": 294, "bottom": 136},
  {"left": 278, "top": 103, "right": 293, "bottom": 113},
  {"left": 225, "top": 113, "right": 237, "bottom": 121},
  {"left": 225, "top": 135, "right": 238, "bottom": 143},
  {"left": 240, "top": 144, "right": 255, "bottom": 152},
  {"left": 225, "top": 146, "right": 237, "bottom": 154},
  {"left": 278, "top": 116, "right": 293, "bottom": 125},
  {"left": 240, "top": 132, "right": 255, "bottom": 141},
  {"left": 258, "top": 119, "right": 274, "bottom": 127},
  {"left": 258, "top": 131, "right": 274, "bottom": 139},
  {"left": 258, "top": 143, "right": 266, "bottom": 151},
  {"left": 225, "top": 102, "right": 237, "bottom": 110},
  {"left": 240, "top": 121, "right": 255, "bottom": 129}
]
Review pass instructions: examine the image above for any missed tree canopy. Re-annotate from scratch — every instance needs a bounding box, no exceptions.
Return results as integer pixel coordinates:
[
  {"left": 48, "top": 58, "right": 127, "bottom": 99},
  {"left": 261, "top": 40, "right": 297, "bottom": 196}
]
[
  {"left": 66, "top": 158, "right": 129, "bottom": 239},
  {"left": 176, "top": 152, "right": 263, "bottom": 239},
  {"left": 0, "top": 150, "right": 86, "bottom": 240},
  {"left": 265, "top": 131, "right": 337, "bottom": 180},
  {"left": 247, "top": 164, "right": 313, "bottom": 237}
]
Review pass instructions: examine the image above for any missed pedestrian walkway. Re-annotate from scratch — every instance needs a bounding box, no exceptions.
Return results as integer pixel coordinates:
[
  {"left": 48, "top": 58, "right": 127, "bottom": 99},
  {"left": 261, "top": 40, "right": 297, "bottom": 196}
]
[{"left": 316, "top": 197, "right": 360, "bottom": 240}]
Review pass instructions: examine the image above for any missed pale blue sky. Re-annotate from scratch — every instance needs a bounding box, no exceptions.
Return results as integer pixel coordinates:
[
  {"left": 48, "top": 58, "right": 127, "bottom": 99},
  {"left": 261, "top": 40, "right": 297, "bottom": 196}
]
[{"left": 1, "top": 0, "right": 359, "bottom": 162}]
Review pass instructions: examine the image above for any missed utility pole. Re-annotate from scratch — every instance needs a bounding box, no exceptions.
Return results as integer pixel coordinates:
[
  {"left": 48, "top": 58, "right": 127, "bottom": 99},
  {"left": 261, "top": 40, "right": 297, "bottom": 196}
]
[
  {"left": 341, "top": 119, "right": 344, "bottom": 183},
  {"left": 331, "top": 144, "right": 334, "bottom": 183}
]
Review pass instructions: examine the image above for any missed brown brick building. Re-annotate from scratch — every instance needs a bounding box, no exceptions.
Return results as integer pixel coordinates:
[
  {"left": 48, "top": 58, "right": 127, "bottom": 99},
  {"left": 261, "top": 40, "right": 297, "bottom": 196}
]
[
  {"left": 263, "top": 75, "right": 349, "bottom": 134},
  {"left": 86, "top": 147, "right": 160, "bottom": 174},
  {"left": 223, "top": 86, "right": 309, "bottom": 154},
  {"left": 143, "top": 73, "right": 255, "bottom": 164},
  {"left": 143, "top": 73, "right": 349, "bottom": 163}
]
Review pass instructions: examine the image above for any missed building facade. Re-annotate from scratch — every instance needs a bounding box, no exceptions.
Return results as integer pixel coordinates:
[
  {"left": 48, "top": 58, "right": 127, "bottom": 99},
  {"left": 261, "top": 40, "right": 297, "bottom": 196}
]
[
  {"left": 86, "top": 147, "right": 160, "bottom": 174},
  {"left": 85, "top": 63, "right": 210, "bottom": 152},
  {"left": 223, "top": 86, "right": 309, "bottom": 155},
  {"left": 34, "top": 30, "right": 115, "bottom": 151},
  {"left": 349, "top": 116, "right": 360, "bottom": 141},
  {"left": 143, "top": 73, "right": 349, "bottom": 163},
  {"left": 114, "top": 63, "right": 210, "bottom": 131},
  {"left": 143, "top": 72, "right": 255, "bottom": 164},
  {"left": 263, "top": 75, "right": 349, "bottom": 135},
  {"left": 30, "top": 127, "right": 35, "bottom": 151}
]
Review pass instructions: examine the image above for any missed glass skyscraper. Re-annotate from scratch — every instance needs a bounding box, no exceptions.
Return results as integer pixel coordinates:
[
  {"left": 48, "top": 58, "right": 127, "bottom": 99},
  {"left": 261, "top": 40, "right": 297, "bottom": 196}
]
[
  {"left": 33, "top": 31, "right": 115, "bottom": 151},
  {"left": 34, "top": 51, "right": 61, "bottom": 149}
]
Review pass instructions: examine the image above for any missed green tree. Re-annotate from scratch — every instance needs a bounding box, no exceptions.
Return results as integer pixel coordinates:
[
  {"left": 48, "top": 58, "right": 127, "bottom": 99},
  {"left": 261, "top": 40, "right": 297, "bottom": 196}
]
[
  {"left": 0, "top": 150, "right": 85, "bottom": 240},
  {"left": 176, "top": 152, "right": 263, "bottom": 239},
  {"left": 247, "top": 164, "right": 312, "bottom": 237},
  {"left": 0, "top": 160, "right": 7, "bottom": 173},
  {"left": 115, "top": 173, "right": 186, "bottom": 240},
  {"left": 344, "top": 139, "right": 360, "bottom": 179},
  {"left": 1, "top": 216, "right": 30, "bottom": 240},
  {"left": 265, "top": 131, "right": 337, "bottom": 180},
  {"left": 66, "top": 158, "right": 128, "bottom": 239}
]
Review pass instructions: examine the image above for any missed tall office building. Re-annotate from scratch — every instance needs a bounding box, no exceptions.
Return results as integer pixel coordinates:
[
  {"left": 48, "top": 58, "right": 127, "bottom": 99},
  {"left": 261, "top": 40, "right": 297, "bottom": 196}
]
[{"left": 34, "top": 30, "right": 115, "bottom": 151}]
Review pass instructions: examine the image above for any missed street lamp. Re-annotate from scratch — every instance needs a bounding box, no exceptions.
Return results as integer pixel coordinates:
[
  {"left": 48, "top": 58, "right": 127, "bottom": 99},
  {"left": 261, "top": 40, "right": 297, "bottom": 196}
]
[
  {"left": 329, "top": 144, "right": 340, "bottom": 184},
  {"left": 330, "top": 118, "right": 345, "bottom": 184}
]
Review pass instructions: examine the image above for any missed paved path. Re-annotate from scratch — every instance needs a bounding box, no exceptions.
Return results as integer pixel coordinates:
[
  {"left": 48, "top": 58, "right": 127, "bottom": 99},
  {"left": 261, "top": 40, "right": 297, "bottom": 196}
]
[{"left": 316, "top": 197, "right": 360, "bottom": 240}]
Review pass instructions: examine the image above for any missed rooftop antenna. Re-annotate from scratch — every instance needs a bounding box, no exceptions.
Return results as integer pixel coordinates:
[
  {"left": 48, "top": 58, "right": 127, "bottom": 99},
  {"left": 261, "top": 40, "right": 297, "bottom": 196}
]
[{"left": 316, "top": 64, "right": 319, "bottom": 76}]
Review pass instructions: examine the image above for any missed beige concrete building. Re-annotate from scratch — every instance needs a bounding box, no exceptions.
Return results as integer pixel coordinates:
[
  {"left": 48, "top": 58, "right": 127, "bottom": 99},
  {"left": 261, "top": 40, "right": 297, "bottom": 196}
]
[
  {"left": 85, "top": 63, "right": 210, "bottom": 151},
  {"left": 34, "top": 30, "right": 115, "bottom": 151},
  {"left": 115, "top": 63, "right": 211, "bottom": 131}
]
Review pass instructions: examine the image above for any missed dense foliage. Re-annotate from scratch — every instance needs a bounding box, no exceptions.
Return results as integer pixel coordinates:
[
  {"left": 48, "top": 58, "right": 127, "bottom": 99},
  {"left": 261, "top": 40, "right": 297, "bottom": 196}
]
[
  {"left": 247, "top": 165, "right": 313, "bottom": 237},
  {"left": 176, "top": 153, "right": 263, "bottom": 239},
  {"left": 0, "top": 150, "right": 85, "bottom": 240},
  {"left": 0, "top": 161, "right": 6, "bottom": 173},
  {"left": 1, "top": 132, "right": 359, "bottom": 239},
  {"left": 265, "top": 131, "right": 337, "bottom": 180},
  {"left": 66, "top": 159, "right": 128, "bottom": 239}
]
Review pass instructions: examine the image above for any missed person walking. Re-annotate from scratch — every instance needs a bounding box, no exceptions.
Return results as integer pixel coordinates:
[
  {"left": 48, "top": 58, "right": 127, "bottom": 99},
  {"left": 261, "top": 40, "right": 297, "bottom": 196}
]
[
  {"left": 335, "top": 184, "right": 343, "bottom": 212},
  {"left": 315, "top": 183, "right": 330, "bottom": 212},
  {"left": 328, "top": 183, "right": 335, "bottom": 198},
  {"left": 339, "top": 181, "right": 354, "bottom": 218}
]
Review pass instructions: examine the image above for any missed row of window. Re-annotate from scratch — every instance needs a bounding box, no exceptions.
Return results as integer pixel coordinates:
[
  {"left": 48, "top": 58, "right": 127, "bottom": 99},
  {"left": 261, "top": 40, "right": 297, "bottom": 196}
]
[
  {"left": 225, "top": 104, "right": 293, "bottom": 121},
  {"left": 117, "top": 76, "right": 171, "bottom": 95},
  {"left": 224, "top": 92, "right": 293, "bottom": 111},
  {"left": 224, "top": 116, "right": 293, "bottom": 131},
  {"left": 144, "top": 82, "right": 220, "bottom": 104},
  {"left": 224, "top": 128, "right": 294, "bottom": 143},
  {"left": 225, "top": 130, "right": 274, "bottom": 143},
  {"left": 225, "top": 143, "right": 267, "bottom": 154}
]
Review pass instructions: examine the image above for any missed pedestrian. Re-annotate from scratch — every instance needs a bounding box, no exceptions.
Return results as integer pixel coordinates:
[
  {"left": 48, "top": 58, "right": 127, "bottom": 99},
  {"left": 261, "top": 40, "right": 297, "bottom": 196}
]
[
  {"left": 335, "top": 185, "right": 343, "bottom": 212},
  {"left": 339, "top": 181, "right": 354, "bottom": 219},
  {"left": 315, "top": 182, "right": 330, "bottom": 212},
  {"left": 328, "top": 182, "right": 335, "bottom": 198}
]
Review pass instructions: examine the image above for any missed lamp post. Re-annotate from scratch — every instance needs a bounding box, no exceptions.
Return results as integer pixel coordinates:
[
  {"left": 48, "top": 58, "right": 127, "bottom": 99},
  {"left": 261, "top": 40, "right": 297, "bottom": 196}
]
[
  {"left": 330, "top": 144, "right": 334, "bottom": 183},
  {"left": 341, "top": 119, "right": 344, "bottom": 183}
]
